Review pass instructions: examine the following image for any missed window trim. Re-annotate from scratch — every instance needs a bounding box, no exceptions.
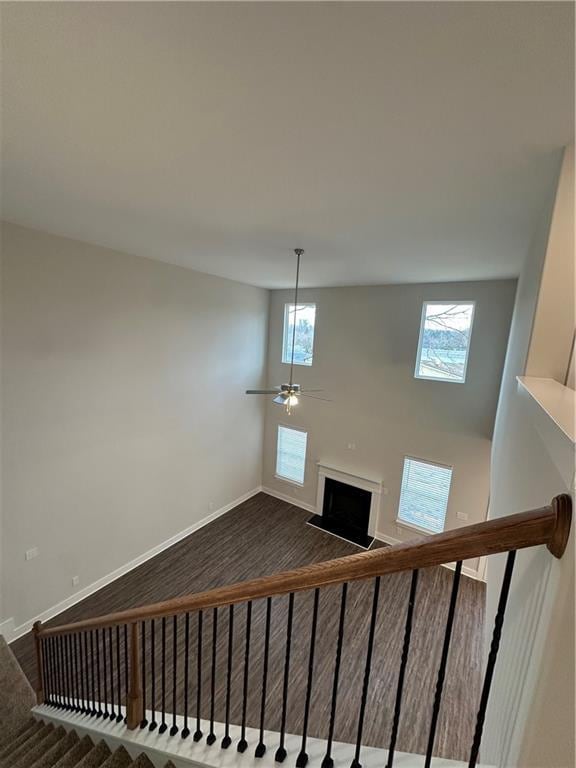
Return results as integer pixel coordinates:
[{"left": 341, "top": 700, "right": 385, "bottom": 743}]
[
  {"left": 396, "top": 454, "right": 453, "bottom": 535},
  {"left": 414, "top": 300, "right": 475, "bottom": 384},
  {"left": 275, "top": 423, "right": 308, "bottom": 487},
  {"left": 282, "top": 302, "right": 316, "bottom": 367}
]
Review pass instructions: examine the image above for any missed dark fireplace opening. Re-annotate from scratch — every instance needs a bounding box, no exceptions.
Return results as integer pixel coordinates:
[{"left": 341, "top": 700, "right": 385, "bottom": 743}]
[{"left": 308, "top": 477, "right": 374, "bottom": 548}]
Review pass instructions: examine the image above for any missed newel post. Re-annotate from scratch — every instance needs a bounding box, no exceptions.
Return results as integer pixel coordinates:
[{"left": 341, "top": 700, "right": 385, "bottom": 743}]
[
  {"left": 126, "top": 623, "right": 143, "bottom": 729},
  {"left": 32, "top": 621, "right": 45, "bottom": 704}
]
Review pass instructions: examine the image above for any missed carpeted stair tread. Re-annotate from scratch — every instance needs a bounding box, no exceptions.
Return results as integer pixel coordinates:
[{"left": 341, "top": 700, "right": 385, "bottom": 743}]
[
  {"left": 73, "top": 740, "right": 111, "bottom": 768},
  {"left": 51, "top": 736, "right": 95, "bottom": 768},
  {"left": 99, "top": 746, "right": 132, "bottom": 768},
  {"left": 130, "top": 756, "right": 155, "bottom": 768},
  {"left": 12, "top": 726, "right": 67, "bottom": 768},
  {"left": 29, "top": 728, "right": 79, "bottom": 768},
  {"left": 0, "top": 636, "right": 36, "bottom": 748},
  {"left": 0, "top": 719, "right": 42, "bottom": 760},
  {"left": 2, "top": 723, "right": 54, "bottom": 766}
]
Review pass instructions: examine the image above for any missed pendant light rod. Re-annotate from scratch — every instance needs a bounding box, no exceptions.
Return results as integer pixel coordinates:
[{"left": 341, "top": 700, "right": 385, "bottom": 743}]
[{"left": 289, "top": 248, "right": 304, "bottom": 387}]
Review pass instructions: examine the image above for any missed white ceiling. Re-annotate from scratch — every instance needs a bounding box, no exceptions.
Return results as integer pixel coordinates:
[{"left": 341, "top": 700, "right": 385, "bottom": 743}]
[{"left": 1, "top": 2, "right": 573, "bottom": 288}]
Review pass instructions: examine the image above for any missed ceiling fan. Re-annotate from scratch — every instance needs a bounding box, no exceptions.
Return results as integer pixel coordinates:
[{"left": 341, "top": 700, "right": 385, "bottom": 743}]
[{"left": 246, "top": 248, "right": 328, "bottom": 414}]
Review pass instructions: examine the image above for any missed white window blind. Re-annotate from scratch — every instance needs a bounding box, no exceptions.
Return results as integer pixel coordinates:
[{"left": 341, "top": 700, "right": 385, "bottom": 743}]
[
  {"left": 276, "top": 425, "right": 307, "bottom": 485},
  {"left": 397, "top": 457, "right": 452, "bottom": 534}
]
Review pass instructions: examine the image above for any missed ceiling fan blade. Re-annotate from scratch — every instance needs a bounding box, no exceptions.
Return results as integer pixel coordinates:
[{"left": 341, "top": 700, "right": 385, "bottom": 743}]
[
  {"left": 246, "top": 388, "right": 281, "bottom": 395},
  {"left": 300, "top": 393, "right": 333, "bottom": 402},
  {"left": 299, "top": 388, "right": 324, "bottom": 393}
]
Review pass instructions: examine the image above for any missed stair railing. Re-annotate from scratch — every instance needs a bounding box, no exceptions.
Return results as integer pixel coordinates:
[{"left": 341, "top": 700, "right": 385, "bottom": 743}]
[{"left": 33, "top": 494, "right": 571, "bottom": 768}]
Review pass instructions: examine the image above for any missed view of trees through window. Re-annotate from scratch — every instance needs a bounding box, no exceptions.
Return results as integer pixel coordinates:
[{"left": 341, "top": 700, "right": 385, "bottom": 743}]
[
  {"left": 416, "top": 302, "right": 474, "bottom": 382},
  {"left": 282, "top": 303, "right": 316, "bottom": 366}
]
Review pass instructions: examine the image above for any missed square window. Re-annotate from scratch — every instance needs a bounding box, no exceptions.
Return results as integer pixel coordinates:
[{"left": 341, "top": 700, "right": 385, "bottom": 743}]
[
  {"left": 276, "top": 425, "right": 307, "bottom": 485},
  {"left": 282, "top": 303, "right": 316, "bottom": 366},
  {"left": 415, "top": 302, "right": 475, "bottom": 383},
  {"left": 397, "top": 456, "right": 453, "bottom": 534}
]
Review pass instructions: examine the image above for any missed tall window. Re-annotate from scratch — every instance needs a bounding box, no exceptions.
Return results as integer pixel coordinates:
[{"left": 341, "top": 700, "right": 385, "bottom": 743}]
[
  {"left": 276, "top": 425, "right": 307, "bottom": 485},
  {"left": 282, "top": 303, "right": 316, "bottom": 366},
  {"left": 397, "top": 456, "right": 453, "bottom": 534},
  {"left": 415, "top": 301, "right": 475, "bottom": 383}
]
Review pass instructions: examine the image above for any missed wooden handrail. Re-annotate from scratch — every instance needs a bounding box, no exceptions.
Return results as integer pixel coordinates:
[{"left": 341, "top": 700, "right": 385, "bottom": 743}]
[{"left": 39, "top": 494, "right": 571, "bottom": 638}]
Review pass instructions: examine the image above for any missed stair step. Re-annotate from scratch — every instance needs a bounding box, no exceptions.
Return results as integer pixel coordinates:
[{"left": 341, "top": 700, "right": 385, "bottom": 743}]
[
  {"left": 1, "top": 723, "right": 54, "bottom": 766},
  {"left": 100, "top": 746, "right": 132, "bottom": 768},
  {"left": 29, "top": 728, "right": 79, "bottom": 768},
  {"left": 0, "top": 719, "right": 41, "bottom": 761},
  {"left": 73, "top": 740, "right": 111, "bottom": 768},
  {"left": 12, "top": 726, "right": 67, "bottom": 768},
  {"left": 52, "top": 736, "right": 95, "bottom": 768}
]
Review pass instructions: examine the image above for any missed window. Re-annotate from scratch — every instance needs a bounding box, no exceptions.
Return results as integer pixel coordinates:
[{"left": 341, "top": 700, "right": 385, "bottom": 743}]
[
  {"left": 276, "top": 425, "right": 307, "bottom": 485},
  {"left": 415, "top": 301, "right": 475, "bottom": 383},
  {"left": 397, "top": 456, "right": 453, "bottom": 534},
  {"left": 282, "top": 303, "right": 316, "bottom": 366}
]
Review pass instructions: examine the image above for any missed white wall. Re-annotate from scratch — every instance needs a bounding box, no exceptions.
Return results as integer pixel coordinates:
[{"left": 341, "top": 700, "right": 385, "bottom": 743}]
[
  {"left": 483, "top": 146, "right": 574, "bottom": 767},
  {"left": 262, "top": 279, "right": 516, "bottom": 574},
  {"left": 0, "top": 223, "right": 268, "bottom": 630}
]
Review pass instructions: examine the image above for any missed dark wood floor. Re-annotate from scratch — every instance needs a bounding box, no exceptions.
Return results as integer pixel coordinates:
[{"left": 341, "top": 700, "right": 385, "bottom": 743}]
[{"left": 12, "top": 492, "right": 485, "bottom": 761}]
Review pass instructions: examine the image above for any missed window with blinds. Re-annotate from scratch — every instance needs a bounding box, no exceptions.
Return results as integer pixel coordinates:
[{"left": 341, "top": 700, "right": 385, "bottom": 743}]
[
  {"left": 397, "top": 456, "right": 453, "bottom": 534},
  {"left": 276, "top": 425, "right": 307, "bottom": 485}
]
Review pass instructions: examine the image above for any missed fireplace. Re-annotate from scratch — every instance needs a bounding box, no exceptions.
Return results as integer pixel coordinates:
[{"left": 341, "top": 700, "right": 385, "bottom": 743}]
[{"left": 308, "top": 463, "right": 383, "bottom": 548}]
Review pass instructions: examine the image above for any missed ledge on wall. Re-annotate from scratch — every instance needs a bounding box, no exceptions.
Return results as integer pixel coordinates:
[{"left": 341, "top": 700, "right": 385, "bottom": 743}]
[{"left": 517, "top": 376, "right": 575, "bottom": 444}]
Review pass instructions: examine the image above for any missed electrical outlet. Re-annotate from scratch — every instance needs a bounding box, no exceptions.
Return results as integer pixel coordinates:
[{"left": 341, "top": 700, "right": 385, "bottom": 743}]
[
  {"left": 25, "top": 547, "right": 38, "bottom": 561},
  {"left": 208, "top": 501, "right": 215, "bottom": 511},
  {"left": 346, "top": 442, "right": 357, "bottom": 451},
  {"left": 72, "top": 576, "right": 80, "bottom": 587},
  {"left": 457, "top": 511, "right": 468, "bottom": 522}
]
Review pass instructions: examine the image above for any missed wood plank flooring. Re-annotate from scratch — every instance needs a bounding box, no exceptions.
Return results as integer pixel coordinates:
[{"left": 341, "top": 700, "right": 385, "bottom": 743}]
[{"left": 11, "top": 492, "right": 485, "bottom": 762}]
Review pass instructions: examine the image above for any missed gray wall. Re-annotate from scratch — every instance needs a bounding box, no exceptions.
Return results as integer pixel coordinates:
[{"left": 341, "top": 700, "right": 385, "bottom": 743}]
[
  {"left": 262, "top": 279, "right": 516, "bottom": 574},
  {"left": 483, "top": 147, "right": 574, "bottom": 768},
  {"left": 0, "top": 223, "right": 268, "bottom": 629}
]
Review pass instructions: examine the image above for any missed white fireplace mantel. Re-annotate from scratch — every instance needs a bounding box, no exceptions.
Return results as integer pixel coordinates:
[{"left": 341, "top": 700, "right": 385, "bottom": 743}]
[{"left": 315, "top": 462, "right": 384, "bottom": 538}]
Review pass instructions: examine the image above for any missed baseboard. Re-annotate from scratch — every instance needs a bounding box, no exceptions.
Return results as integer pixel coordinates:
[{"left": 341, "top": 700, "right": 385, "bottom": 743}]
[
  {"left": 261, "top": 486, "right": 317, "bottom": 515},
  {"left": 376, "top": 531, "right": 486, "bottom": 582},
  {"left": 7, "top": 486, "right": 262, "bottom": 644}
]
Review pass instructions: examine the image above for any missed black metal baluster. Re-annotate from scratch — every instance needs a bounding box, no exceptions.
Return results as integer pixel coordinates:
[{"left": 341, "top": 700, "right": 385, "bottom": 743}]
[
  {"left": 424, "top": 561, "right": 463, "bottom": 768},
  {"left": 170, "top": 615, "right": 179, "bottom": 736},
  {"left": 140, "top": 621, "right": 148, "bottom": 728},
  {"left": 206, "top": 608, "right": 218, "bottom": 745},
  {"left": 59, "top": 636, "right": 67, "bottom": 710},
  {"left": 159, "top": 617, "right": 168, "bottom": 734},
  {"left": 255, "top": 597, "right": 272, "bottom": 758},
  {"left": 41, "top": 638, "right": 50, "bottom": 707},
  {"left": 96, "top": 629, "right": 103, "bottom": 717},
  {"left": 51, "top": 637, "right": 59, "bottom": 708},
  {"left": 78, "top": 633, "right": 86, "bottom": 713},
  {"left": 194, "top": 611, "right": 204, "bottom": 741},
  {"left": 65, "top": 634, "right": 72, "bottom": 711},
  {"left": 56, "top": 637, "right": 63, "bottom": 709},
  {"left": 351, "top": 578, "right": 381, "bottom": 768},
  {"left": 149, "top": 619, "right": 157, "bottom": 731},
  {"left": 181, "top": 614, "right": 190, "bottom": 738},
  {"left": 469, "top": 551, "right": 516, "bottom": 768},
  {"left": 296, "top": 589, "right": 319, "bottom": 768},
  {"left": 386, "top": 570, "right": 419, "bottom": 768},
  {"left": 238, "top": 602, "right": 252, "bottom": 753},
  {"left": 64, "top": 635, "right": 71, "bottom": 710},
  {"left": 221, "top": 605, "right": 234, "bottom": 749},
  {"left": 275, "top": 592, "right": 295, "bottom": 763},
  {"left": 83, "top": 633, "right": 89, "bottom": 715},
  {"left": 116, "top": 627, "right": 123, "bottom": 723},
  {"left": 45, "top": 637, "right": 53, "bottom": 706},
  {"left": 73, "top": 633, "right": 81, "bottom": 712},
  {"left": 108, "top": 627, "right": 115, "bottom": 720},
  {"left": 90, "top": 631, "right": 97, "bottom": 716},
  {"left": 322, "top": 583, "right": 349, "bottom": 768},
  {"left": 102, "top": 627, "right": 109, "bottom": 718},
  {"left": 124, "top": 625, "right": 129, "bottom": 723}
]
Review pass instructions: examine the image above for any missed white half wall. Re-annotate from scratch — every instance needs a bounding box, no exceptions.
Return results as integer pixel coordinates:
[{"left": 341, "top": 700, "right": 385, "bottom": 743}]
[{"left": 0, "top": 223, "right": 269, "bottom": 629}]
